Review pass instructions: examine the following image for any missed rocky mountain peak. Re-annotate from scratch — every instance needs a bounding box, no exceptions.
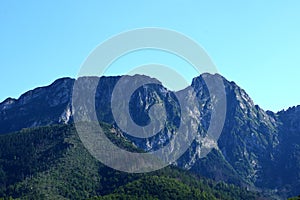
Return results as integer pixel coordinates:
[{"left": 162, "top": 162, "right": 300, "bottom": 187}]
[
  {"left": 1, "top": 74, "right": 300, "bottom": 198},
  {"left": 0, "top": 77, "right": 74, "bottom": 134},
  {"left": 0, "top": 97, "right": 16, "bottom": 110}
]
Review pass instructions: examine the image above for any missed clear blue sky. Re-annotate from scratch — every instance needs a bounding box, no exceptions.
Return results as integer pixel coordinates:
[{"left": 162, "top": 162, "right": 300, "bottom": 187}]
[{"left": 1, "top": 1, "right": 300, "bottom": 112}]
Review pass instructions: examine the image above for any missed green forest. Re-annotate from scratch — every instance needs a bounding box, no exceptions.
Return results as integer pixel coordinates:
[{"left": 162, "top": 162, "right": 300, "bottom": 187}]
[{"left": 0, "top": 124, "right": 262, "bottom": 199}]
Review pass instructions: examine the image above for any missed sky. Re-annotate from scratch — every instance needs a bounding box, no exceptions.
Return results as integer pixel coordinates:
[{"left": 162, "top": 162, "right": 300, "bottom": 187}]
[{"left": 0, "top": 1, "right": 300, "bottom": 112}]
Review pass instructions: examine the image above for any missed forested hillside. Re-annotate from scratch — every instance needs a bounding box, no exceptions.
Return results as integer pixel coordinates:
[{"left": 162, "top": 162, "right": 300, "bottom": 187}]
[{"left": 0, "top": 124, "right": 262, "bottom": 199}]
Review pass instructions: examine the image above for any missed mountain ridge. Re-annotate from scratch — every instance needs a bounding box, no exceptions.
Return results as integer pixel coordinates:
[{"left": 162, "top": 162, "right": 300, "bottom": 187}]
[{"left": 0, "top": 73, "right": 300, "bottom": 198}]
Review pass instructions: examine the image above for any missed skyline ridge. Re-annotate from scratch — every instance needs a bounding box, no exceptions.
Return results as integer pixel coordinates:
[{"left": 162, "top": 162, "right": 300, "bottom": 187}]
[{"left": 0, "top": 73, "right": 296, "bottom": 113}]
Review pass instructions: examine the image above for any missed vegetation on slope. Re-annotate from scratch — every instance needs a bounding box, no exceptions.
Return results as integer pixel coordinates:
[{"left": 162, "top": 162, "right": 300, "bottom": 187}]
[{"left": 0, "top": 124, "right": 262, "bottom": 199}]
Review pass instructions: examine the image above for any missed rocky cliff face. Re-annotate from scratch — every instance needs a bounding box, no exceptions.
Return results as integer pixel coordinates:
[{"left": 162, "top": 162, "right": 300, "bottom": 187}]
[
  {"left": 0, "top": 78, "right": 74, "bottom": 134},
  {"left": 189, "top": 77, "right": 279, "bottom": 186},
  {"left": 0, "top": 74, "right": 299, "bottom": 198}
]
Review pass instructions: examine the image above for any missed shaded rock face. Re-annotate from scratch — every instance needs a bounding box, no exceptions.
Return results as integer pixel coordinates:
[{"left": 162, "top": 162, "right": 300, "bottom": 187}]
[
  {"left": 189, "top": 78, "right": 280, "bottom": 186},
  {"left": 0, "top": 74, "right": 300, "bottom": 198},
  {"left": 0, "top": 78, "right": 74, "bottom": 134}
]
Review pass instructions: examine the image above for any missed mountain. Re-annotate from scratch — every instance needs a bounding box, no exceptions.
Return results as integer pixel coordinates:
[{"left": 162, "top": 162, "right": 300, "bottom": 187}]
[
  {"left": 0, "top": 73, "right": 300, "bottom": 199},
  {"left": 0, "top": 78, "right": 74, "bottom": 134},
  {"left": 0, "top": 124, "right": 261, "bottom": 199}
]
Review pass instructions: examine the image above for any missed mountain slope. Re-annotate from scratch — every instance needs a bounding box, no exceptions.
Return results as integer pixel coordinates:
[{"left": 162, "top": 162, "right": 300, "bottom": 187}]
[
  {"left": 188, "top": 76, "right": 279, "bottom": 186},
  {"left": 0, "top": 78, "right": 74, "bottom": 134},
  {"left": 0, "top": 74, "right": 300, "bottom": 198},
  {"left": 0, "top": 124, "right": 261, "bottom": 199}
]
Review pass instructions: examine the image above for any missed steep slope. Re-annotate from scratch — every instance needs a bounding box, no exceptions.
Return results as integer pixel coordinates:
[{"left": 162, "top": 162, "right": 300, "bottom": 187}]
[
  {"left": 188, "top": 76, "right": 279, "bottom": 186},
  {"left": 0, "top": 124, "right": 261, "bottom": 199},
  {"left": 0, "top": 74, "right": 300, "bottom": 198},
  {"left": 0, "top": 78, "right": 74, "bottom": 134},
  {"left": 272, "top": 106, "right": 300, "bottom": 197},
  {"left": 186, "top": 75, "right": 300, "bottom": 198}
]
